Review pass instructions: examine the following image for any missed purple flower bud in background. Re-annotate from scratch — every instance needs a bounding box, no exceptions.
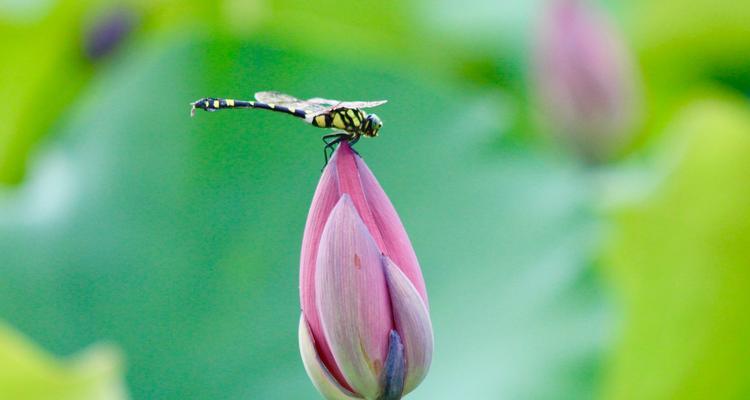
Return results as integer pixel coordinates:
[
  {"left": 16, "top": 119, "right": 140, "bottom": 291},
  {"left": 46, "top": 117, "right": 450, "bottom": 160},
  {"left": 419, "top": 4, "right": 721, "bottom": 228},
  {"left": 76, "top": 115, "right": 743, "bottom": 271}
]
[
  {"left": 532, "top": 0, "right": 642, "bottom": 162},
  {"left": 299, "top": 142, "right": 433, "bottom": 400},
  {"left": 84, "top": 9, "right": 136, "bottom": 61}
]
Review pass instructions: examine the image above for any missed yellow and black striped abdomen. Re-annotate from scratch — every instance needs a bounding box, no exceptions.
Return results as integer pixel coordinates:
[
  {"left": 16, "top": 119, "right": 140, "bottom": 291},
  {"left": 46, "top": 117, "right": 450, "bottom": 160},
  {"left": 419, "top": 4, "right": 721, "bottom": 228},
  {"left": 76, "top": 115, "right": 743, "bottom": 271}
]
[
  {"left": 249, "top": 101, "right": 308, "bottom": 119},
  {"left": 191, "top": 97, "right": 308, "bottom": 119}
]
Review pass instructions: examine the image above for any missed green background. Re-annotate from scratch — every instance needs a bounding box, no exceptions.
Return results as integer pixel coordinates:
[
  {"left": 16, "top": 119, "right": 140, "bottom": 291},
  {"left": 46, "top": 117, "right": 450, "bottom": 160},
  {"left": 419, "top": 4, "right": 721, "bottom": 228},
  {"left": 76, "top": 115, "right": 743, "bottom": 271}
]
[{"left": 0, "top": 0, "right": 749, "bottom": 399}]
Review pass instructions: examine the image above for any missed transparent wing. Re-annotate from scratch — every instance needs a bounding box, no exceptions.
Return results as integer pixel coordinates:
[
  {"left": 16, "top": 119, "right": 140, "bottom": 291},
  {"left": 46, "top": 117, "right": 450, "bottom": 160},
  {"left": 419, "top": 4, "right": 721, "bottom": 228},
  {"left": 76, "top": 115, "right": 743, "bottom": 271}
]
[
  {"left": 254, "top": 91, "right": 304, "bottom": 104},
  {"left": 254, "top": 91, "right": 328, "bottom": 114},
  {"left": 306, "top": 98, "right": 387, "bottom": 110},
  {"left": 255, "top": 91, "right": 387, "bottom": 116},
  {"left": 332, "top": 100, "right": 388, "bottom": 109},
  {"left": 305, "top": 97, "right": 341, "bottom": 107}
]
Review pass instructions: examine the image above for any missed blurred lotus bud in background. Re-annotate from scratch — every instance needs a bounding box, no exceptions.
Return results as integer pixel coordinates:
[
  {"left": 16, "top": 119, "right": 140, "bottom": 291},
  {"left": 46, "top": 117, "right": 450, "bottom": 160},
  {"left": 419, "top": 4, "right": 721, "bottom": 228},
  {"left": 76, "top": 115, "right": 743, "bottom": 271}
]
[
  {"left": 83, "top": 8, "right": 137, "bottom": 61},
  {"left": 531, "top": 0, "right": 642, "bottom": 163}
]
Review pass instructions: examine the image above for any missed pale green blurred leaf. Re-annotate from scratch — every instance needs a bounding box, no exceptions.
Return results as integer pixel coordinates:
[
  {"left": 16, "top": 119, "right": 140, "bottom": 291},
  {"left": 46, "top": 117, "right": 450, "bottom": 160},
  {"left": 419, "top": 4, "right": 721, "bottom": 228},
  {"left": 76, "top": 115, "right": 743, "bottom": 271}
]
[
  {"left": 0, "top": 0, "right": 224, "bottom": 184},
  {"left": 0, "top": 0, "right": 93, "bottom": 183},
  {"left": 624, "top": 0, "right": 750, "bottom": 83},
  {"left": 0, "top": 323, "right": 126, "bottom": 400},
  {"left": 603, "top": 94, "right": 750, "bottom": 400},
  {"left": 619, "top": 0, "right": 750, "bottom": 147}
]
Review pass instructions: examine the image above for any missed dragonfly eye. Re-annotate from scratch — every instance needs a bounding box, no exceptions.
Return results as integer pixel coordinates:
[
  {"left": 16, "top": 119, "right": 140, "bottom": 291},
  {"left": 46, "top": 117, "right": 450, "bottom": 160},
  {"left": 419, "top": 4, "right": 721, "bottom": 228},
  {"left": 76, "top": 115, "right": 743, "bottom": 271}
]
[{"left": 365, "top": 114, "right": 383, "bottom": 137}]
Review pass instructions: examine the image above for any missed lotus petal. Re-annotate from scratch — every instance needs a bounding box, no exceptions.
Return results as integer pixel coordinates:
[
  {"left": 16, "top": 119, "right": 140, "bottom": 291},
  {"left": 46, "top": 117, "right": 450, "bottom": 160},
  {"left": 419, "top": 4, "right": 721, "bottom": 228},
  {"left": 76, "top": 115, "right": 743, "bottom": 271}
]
[
  {"left": 300, "top": 152, "right": 347, "bottom": 387},
  {"left": 355, "top": 153, "right": 428, "bottom": 305},
  {"left": 383, "top": 257, "right": 433, "bottom": 394},
  {"left": 298, "top": 316, "right": 362, "bottom": 400},
  {"left": 316, "top": 195, "right": 393, "bottom": 398}
]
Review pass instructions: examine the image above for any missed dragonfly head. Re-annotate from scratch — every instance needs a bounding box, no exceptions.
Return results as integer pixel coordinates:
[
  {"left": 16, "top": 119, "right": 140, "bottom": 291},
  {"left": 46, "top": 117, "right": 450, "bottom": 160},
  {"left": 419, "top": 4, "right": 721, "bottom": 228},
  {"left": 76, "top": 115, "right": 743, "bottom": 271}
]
[{"left": 362, "top": 113, "right": 383, "bottom": 137}]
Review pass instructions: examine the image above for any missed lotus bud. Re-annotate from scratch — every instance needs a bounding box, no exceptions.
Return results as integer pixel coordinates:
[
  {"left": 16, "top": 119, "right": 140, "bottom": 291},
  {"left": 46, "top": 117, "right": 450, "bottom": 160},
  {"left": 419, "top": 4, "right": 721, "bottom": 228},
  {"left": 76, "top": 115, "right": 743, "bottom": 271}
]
[
  {"left": 84, "top": 8, "right": 136, "bottom": 61},
  {"left": 532, "top": 0, "right": 641, "bottom": 162},
  {"left": 299, "top": 142, "right": 432, "bottom": 400}
]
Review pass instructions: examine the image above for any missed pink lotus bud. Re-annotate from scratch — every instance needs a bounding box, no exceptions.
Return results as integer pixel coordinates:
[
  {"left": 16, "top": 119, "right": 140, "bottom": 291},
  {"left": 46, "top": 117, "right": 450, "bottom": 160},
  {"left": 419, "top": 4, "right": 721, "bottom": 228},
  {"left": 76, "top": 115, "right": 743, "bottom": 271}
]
[
  {"left": 298, "top": 142, "right": 432, "bottom": 400},
  {"left": 532, "top": 0, "right": 641, "bottom": 162}
]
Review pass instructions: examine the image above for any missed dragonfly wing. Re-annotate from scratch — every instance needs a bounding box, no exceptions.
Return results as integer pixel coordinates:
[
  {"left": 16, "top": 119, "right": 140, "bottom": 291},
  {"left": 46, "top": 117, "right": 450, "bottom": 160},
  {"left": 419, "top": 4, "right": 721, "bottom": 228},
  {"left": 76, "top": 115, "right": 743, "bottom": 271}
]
[
  {"left": 255, "top": 91, "right": 327, "bottom": 114},
  {"left": 306, "top": 99, "right": 388, "bottom": 116},
  {"left": 333, "top": 100, "right": 388, "bottom": 110},
  {"left": 254, "top": 92, "right": 386, "bottom": 116},
  {"left": 304, "top": 97, "right": 341, "bottom": 108},
  {"left": 297, "top": 103, "right": 328, "bottom": 115},
  {"left": 254, "top": 91, "right": 304, "bottom": 104},
  {"left": 306, "top": 98, "right": 387, "bottom": 109}
]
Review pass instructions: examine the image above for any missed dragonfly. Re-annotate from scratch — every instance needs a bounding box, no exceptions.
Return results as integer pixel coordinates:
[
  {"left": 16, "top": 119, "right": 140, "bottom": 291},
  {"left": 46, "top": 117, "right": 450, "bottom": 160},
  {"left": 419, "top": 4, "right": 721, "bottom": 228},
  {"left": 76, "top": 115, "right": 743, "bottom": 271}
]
[{"left": 190, "top": 91, "right": 387, "bottom": 163}]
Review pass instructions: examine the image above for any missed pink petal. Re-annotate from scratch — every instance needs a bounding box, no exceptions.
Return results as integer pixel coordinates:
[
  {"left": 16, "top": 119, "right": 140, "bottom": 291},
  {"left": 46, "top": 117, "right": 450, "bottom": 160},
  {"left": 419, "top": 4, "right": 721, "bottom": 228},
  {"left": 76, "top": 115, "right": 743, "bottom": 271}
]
[
  {"left": 300, "top": 153, "right": 351, "bottom": 389},
  {"left": 331, "top": 143, "right": 385, "bottom": 249},
  {"left": 300, "top": 142, "right": 428, "bottom": 390},
  {"left": 383, "top": 257, "right": 433, "bottom": 395},
  {"left": 298, "top": 315, "right": 363, "bottom": 400},
  {"left": 316, "top": 195, "right": 393, "bottom": 398},
  {"left": 355, "top": 151, "right": 428, "bottom": 305}
]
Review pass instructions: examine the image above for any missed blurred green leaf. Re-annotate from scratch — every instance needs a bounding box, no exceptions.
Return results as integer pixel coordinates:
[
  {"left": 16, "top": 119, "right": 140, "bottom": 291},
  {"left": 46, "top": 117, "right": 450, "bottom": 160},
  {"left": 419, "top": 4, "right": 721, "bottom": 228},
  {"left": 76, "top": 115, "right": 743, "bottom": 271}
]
[
  {"left": 0, "top": 323, "right": 125, "bottom": 400},
  {"left": 0, "top": 34, "right": 611, "bottom": 399},
  {"left": 619, "top": 0, "right": 750, "bottom": 149},
  {"left": 624, "top": 0, "right": 750, "bottom": 84},
  {"left": 0, "top": 0, "right": 225, "bottom": 184},
  {"left": 603, "top": 94, "right": 750, "bottom": 400},
  {"left": 0, "top": 0, "right": 93, "bottom": 183}
]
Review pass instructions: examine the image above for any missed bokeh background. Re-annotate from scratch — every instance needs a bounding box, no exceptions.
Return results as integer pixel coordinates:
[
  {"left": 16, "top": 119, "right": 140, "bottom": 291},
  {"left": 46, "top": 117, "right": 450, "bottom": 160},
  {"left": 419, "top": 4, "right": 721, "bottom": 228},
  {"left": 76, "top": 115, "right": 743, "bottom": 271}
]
[{"left": 1, "top": 0, "right": 749, "bottom": 399}]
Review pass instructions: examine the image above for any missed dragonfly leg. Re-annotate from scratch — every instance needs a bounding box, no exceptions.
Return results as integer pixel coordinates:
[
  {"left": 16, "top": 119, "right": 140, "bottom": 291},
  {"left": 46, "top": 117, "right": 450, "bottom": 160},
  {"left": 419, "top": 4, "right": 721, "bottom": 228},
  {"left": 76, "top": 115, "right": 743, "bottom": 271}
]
[
  {"left": 321, "top": 132, "right": 350, "bottom": 169},
  {"left": 347, "top": 134, "right": 361, "bottom": 156},
  {"left": 322, "top": 132, "right": 349, "bottom": 145}
]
